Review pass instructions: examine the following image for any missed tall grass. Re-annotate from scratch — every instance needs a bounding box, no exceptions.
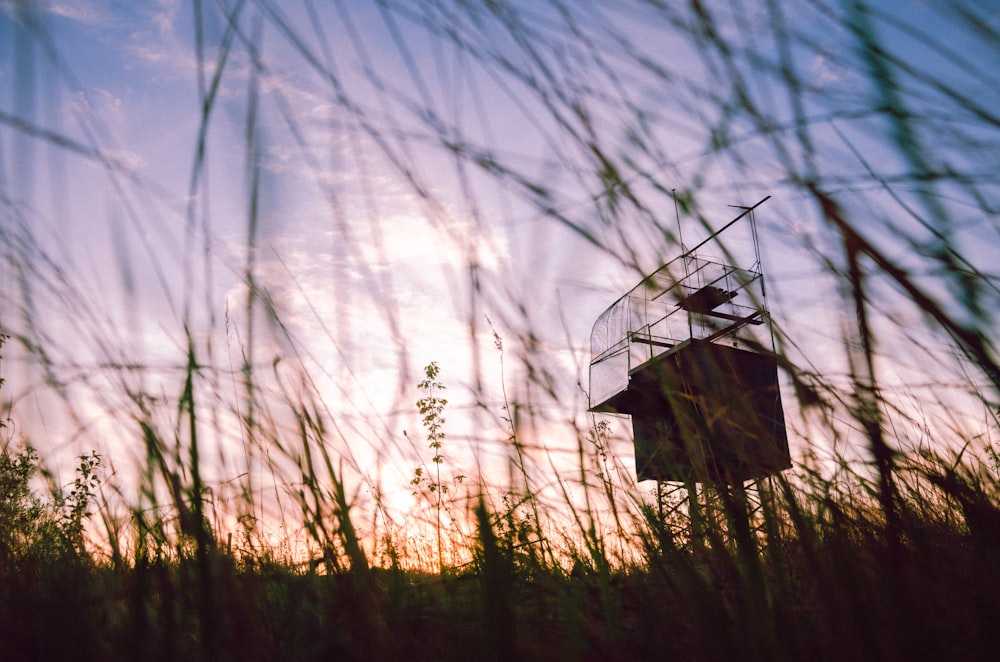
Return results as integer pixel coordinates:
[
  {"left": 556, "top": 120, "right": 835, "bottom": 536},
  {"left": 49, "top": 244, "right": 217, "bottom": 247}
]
[{"left": 2, "top": 0, "right": 1000, "bottom": 659}]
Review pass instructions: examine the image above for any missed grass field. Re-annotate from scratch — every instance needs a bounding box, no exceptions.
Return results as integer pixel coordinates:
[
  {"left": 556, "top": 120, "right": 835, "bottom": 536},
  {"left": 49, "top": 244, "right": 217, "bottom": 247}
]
[
  {"left": 2, "top": 2, "right": 1000, "bottom": 660},
  {"left": 3, "top": 332, "right": 1000, "bottom": 660}
]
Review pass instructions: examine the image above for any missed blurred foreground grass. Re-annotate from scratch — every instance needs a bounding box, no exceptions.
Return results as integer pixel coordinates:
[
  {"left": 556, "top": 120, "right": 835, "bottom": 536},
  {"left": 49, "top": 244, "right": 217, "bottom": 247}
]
[
  {"left": 2, "top": 1, "right": 1000, "bottom": 660},
  {"left": 2, "top": 442, "right": 1000, "bottom": 661}
]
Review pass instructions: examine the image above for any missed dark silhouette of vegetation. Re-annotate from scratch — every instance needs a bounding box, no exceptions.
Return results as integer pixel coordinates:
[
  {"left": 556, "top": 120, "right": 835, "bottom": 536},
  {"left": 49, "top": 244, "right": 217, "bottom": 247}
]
[{"left": 1, "top": 1, "right": 1000, "bottom": 660}]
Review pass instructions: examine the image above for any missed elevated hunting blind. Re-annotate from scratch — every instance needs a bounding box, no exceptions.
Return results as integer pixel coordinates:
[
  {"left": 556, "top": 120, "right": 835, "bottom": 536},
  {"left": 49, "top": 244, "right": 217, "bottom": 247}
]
[{"left": 589, "top": 197, "right": 790, "bottom": 484}]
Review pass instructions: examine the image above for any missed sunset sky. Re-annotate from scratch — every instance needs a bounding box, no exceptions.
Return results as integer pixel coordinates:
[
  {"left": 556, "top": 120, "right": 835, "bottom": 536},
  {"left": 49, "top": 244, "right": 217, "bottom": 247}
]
[{"left": 2, "top": 1, "right": 998, "bottom": 531}]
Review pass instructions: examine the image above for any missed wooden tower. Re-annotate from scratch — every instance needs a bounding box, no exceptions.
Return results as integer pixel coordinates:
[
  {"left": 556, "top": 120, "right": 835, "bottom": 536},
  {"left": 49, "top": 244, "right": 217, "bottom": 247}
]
[{"left": 588, "top": 197, "right": 790, "bottom": 484}]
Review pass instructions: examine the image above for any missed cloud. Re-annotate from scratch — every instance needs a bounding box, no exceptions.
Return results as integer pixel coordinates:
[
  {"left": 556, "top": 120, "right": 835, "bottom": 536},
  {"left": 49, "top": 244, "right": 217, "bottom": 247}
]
[
  {"left": 69, "top": 87, "right": 124, "bottom": 120},
  {"left": 809, "top": 53, "right": 846, "bottom": 87},
  {"left": 43, "top": 0, "right": 114, "bottom": 26}
]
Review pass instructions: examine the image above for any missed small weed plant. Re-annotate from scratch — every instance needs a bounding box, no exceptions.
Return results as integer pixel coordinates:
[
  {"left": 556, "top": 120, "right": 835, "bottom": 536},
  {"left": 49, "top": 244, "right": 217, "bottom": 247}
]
[{"left": 411, "top": 361, "right": 465, "bottom": 571}]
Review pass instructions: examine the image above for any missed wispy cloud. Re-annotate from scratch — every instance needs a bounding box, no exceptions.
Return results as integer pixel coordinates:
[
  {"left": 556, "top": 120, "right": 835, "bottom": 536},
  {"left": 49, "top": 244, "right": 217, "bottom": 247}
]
[{"left": 38, "top": 0, "right": 114, "bottom": 26}]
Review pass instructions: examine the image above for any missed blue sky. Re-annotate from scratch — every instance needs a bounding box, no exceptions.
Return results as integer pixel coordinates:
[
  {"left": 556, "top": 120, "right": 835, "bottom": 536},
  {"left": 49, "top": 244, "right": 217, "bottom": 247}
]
[{"left": 2, "top": 1, "right": 999, "bottom": 537}]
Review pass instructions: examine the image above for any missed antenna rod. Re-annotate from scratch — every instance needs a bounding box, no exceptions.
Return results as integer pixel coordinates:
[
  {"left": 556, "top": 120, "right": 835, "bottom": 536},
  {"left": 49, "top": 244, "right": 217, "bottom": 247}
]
[{"left": 682, "top": 195, "right": 770, "bottom": 259}]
